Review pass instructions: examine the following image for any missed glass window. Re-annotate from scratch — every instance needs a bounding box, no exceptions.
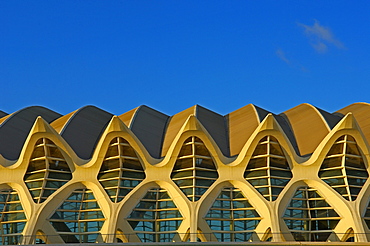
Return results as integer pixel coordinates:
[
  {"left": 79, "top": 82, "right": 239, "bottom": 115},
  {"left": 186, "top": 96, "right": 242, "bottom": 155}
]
[
  {"left": 247, "top": 157, "right": 268, "bottom": 169},
  {"left": 49, "top": 188, "right": 105, "bottom": 243},
  {"left": 244, "top": 136, "right": 292, "bottom": 201},
  {"left": 0, "top": 190, "right": 26, "bottom": 243},
  {"left": 127, "top": 188, "right": 183, "bottom": 242},
  {"left": 194, "top": 144, "right": 210, "bottom": 156},
  {"left": 270, "top": 144, "right": 285, "bottom": 156},
  {"left": 205, "top": 187, "right": 261, "bottom": 242},
  {"left": 171, "top": 136, "right": 218, "bottom": 202},
  {"left": 24, "top": 138, "right": 72, "bottom": 203},
  {"left": 179, "top": 144, "right": 192, "bottom": 156},
  {"left": 283, "top": 186, "right": 340, "bottom": 242},
  {"left": 319, "top": 135, "right": 369, "bottom": 201},
  {"left": 98, "top": 137, "right": 145, "bottom": 203},
  {"left": 252, "top": 143, "right": 268, "bottom": 156}
]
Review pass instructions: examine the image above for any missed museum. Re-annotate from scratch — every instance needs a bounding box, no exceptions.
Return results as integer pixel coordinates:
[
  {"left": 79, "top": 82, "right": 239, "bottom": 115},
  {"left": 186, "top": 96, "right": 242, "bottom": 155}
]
[{"left": 0, "top": 103, "right": 370, "bottom": 244}]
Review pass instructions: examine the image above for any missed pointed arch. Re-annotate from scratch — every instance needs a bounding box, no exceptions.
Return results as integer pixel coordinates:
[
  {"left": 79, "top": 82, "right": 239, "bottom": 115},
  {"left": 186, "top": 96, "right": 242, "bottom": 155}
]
[
  {"left": 204, "top": 186, "right": 261, "bottom": 242},
  {"left": 283, "top": 186, "right": 340, "bottom": 241},
  {"left": 24, "top": 138, "right": 72, "bottom": 203},
  {"left": 48, "top": 188, "right": 105, "bottom": 243},
  {"left": 244, "top": 135, "right": 292, "bottom": 201},
  {"left": 171, "top": 136, "right": 218, "bottom": 202},
  {"left": 126, "top": 187, "right": 183, "bottom": 242},
  {"left": 98, "top": 137, "right": 145, "bottom": 202},
  {"left": 319, "top": 135, "right": 369, "bottom": 201},
  {"left": 0, "top": 189, "right": 26, "bottom": 245}
]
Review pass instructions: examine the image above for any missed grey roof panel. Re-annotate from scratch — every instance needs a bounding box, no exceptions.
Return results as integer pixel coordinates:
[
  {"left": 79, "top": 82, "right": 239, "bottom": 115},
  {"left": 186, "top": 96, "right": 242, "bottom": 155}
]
[
  {"left": 316, "top": 107, "right": 343, "bottom": 129},
  {"left": 196, "top": 105, "right": 230, "bottom": 156},
  {"left": 130, "top": 106, "right": 170, "bottom": 158},
  {"left": 0, "top": 111, "right": 8, "bottom": 118},
  {"left": 275, "top": 114, "right": 300, "bottom": 156},
  {"left": 0, "top": 106, "right": 61, "bottom": 160},
  {"left": 60, "top": 106, "right": 113, "bottom": 159},
  {"left": 254, "top": 105, "right": 270, "bottom": 122}
]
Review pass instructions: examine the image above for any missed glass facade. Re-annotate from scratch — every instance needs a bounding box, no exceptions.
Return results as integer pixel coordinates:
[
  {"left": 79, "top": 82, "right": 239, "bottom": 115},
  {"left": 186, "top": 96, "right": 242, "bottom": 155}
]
[
  {"left": 204, "top": 187, "right": 261, "bottom": 242},
  {"left": 283, "top": 186, "right": 340, "bottom": 241},
  {"left": 49, "top": 188, "right": 105, "bottom": 243},
  {"left": 24, "top": 138, "right": 72, "bottom": 203},
  {"left": 0, "top": 190, "right": 26, "bottom": 245},
  {"left": 171, "top": 137, "right": 218, "bottom": 202},
  {"left": 244, "top": 136, "right": 292, "bottom": 201},
  {"left": 319, "top": 135, "right": 368, "bottom": 201},
  {"left": 127, "top": 188, "right": 183, "bottom": 242},
  {"left": 98, "top": 137, "right": 145, "bottom": 203}
]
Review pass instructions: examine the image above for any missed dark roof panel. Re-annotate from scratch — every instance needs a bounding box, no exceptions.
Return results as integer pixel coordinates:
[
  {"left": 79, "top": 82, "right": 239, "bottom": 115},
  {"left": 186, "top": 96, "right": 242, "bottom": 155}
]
[
  {"left": 60, "top": 106, "right": 113, "bottom": 159},
  {"left": 316, "top": 107, "right": 343, "bottom": 129},
  {"left": 275, "top": 114, "right": 300, "bottom": 156},
  {"left": 0, "top": 111, "right": 8, "bottom": 118},
  {"left": 196, "top": 105, "right": 229, "bottom": 156},
  {"left": 130, "top": 106, "right": 170, "bottom": 158},
  {"left": 0, "top": 106, "right": 61, "bottom": 160},
  {"left": 254, "top": 105, "right": 270, "bottom": 122}
]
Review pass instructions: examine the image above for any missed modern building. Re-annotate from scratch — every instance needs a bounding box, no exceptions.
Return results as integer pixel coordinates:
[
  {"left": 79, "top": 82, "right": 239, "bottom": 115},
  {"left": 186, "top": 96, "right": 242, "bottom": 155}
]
[{"left": 0, "top": 103, "right": 370, "bottom": 244}]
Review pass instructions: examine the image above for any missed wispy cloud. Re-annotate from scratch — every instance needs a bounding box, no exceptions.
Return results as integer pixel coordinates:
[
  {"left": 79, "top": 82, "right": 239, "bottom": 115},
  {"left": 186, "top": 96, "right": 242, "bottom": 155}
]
[
  {"left": 276, "top": 48, "right": 290, "bottom": 64},
  {"left": 276, "top": 48, "right": 308, "bottom": 72},
  {"left": 298, "top": 20, "right": 345, "bottom": 53}
]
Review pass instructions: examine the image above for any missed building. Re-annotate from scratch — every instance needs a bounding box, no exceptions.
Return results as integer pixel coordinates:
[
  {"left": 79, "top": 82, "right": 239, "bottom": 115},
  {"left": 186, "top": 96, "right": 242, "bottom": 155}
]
[{"left": 0, "top": 103, "right": 370, "bottom": 244}]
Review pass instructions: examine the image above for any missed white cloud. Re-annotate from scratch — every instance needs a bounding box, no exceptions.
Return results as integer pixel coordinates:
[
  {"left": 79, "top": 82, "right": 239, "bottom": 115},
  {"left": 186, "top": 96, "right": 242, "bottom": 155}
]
[{"left": 298, "top": 20, "right": 345, "bottom": 53}]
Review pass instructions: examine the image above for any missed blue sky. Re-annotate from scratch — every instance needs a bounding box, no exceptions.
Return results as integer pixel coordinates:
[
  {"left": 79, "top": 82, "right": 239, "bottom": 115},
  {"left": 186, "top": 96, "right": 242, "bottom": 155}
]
[{"left": 1, "top": 1, "right": 370, "bottom": 116}]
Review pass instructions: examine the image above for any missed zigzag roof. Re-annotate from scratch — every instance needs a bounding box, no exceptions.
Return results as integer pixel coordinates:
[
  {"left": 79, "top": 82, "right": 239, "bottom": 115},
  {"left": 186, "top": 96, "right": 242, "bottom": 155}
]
[{"left": 1, "top": 103, "right": 366, "bottom": 160}]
